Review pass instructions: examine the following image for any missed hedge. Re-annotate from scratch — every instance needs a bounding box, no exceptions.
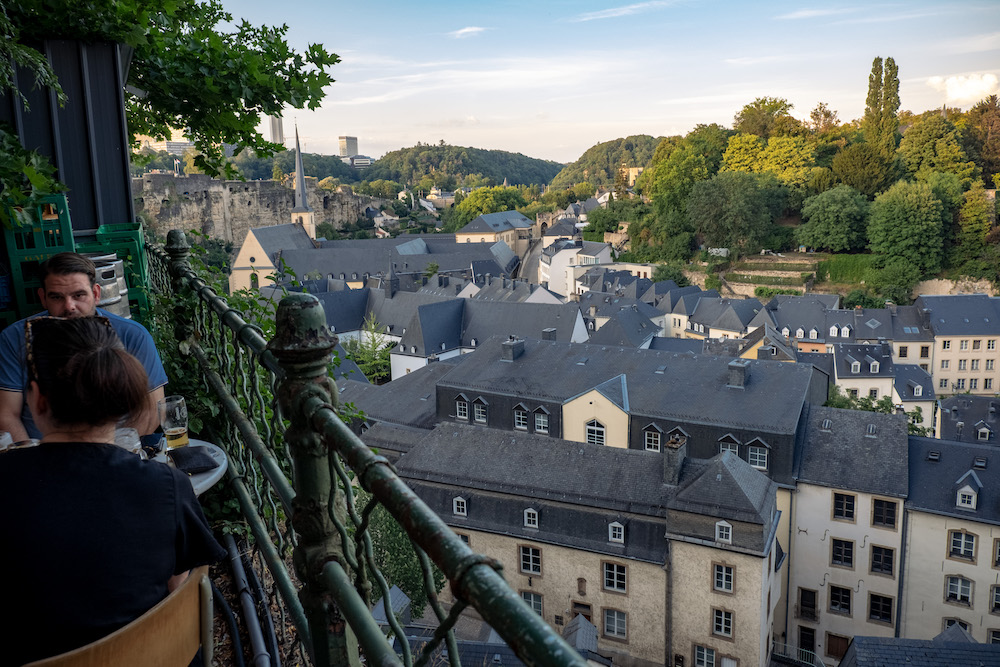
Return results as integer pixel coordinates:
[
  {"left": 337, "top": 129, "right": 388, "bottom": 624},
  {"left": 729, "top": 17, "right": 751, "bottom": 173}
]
[
  {"left": 724, "top": 272, "right": 812, "bottom": 286},
  {"left": 818, "top": 254, "right": 875, "bottom": 283}
]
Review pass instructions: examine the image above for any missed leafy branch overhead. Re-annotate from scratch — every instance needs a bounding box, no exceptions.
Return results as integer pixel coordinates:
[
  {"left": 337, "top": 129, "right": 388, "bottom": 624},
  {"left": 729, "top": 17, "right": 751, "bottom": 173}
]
[{"left": 5, "top": 0, "right": 338, "bottom": 178}]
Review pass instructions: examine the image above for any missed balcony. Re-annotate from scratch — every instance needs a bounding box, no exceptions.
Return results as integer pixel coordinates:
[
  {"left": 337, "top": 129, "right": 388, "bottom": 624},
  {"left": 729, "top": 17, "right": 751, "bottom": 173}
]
[{"left": 147, "top": 231, "right": 586, "bottom": 666}]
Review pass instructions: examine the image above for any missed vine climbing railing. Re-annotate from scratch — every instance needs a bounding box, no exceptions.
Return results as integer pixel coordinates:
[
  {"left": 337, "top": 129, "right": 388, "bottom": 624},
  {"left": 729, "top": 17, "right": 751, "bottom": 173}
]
[{"left": 148, "top": 230, "right": 586, "bottom": 667}]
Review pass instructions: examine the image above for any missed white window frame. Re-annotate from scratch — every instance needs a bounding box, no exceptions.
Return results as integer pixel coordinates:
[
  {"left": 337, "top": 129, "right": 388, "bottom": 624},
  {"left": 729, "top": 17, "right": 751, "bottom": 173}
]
[
  {"left": 514, "top": 408, "right": 528, "bottom": 430},
  {"left": 534, "top": 409, "right": 549, "bottom": 434},
  {"left": 950, "top": 531, "right": 976, "bottom": 560},
  {"left": 456, "top": 400, "right": 469, "bottom": 420},
  {"left": 453, "top": 497, "right": 467, "bottom": 517},
  {"left": 841, "top": 326, "right": 850, "bottom": 337},
  {"left": 947, "top": 575, "right": 972, "bottom": 603},
  {"left": 715, "top": 521, "right": 732, "bottom": 544},
  {"left": 870, "top": 361, "right": 880, "bottom": 373},
  {"left": 989, "top": 340, "right": 997, "bottom": 350},
  {"left": 695, "top": 645, "right": 716, "bottom": 667},
  {"left": 713, "top": 608, "right": 733, "bottom": 637},
  {"left": 748, "top": 445, "right": 768, "bottom": 470},
  {"left": 521, "top": 591, "right": 542, "bottom": 616},
  {"left": 829, "top": 325, "right": 838, "bottom": 337},
  {"left": 609, "top": 521, "right": 624, "bottom": 544},
  {"left": 961, "top": 340, "right": 970, "bottom": 350},
  {"left": 519, "top": 546, "right": 541, "bottom": 574},
  {"left": 796, "top": 328, "right": 804, "bottom": 339},
  {"left": 603, "top": 609, "right": 627, "bottom": 639},
  {"left": 473, "top": 401, "right": 488, "bottom": 423},
  {"left": 809, "top": 328, "right": 818, "bottom": 340},
  {"left": 851, "top": 361, "right": 861, "bottom": 373},
  {"left": 958, "top": 486, "right": 978, "bottom": 508},
  {"left": 720, "top": 442, "right": 739, "bottom": 456},
  {"left": 524, "top": 508, "right": 538, "bottom": 529},
  {"left": 644, "top": 429, "right": 661, "bottom": 452},
  {"left": 603, "top": 562, "right": 627, "bottom": 593},
  {"left": 714, "top": 564, "right": 734, "bottom": 592},
  {"left": 586, "top": 419, "right": 606, "bottom": 446}
]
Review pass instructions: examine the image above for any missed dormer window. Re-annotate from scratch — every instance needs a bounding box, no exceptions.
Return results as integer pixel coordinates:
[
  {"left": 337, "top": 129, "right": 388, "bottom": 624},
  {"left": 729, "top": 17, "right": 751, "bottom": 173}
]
[
  {"left": 609, "top": 521, "right": 624, "bottom": 543},
  {"left": 715, "top": 521, "right": 732, "bottom": 544},
  {"left": 870, "top": 361, "right": 880, "bottom": 373},
  {"left": 979, "top": 428, "right": 991, "bottom": 442},
  {"left": 471, "top": 338, "right": 477, "bottom": 346},
  {"left": 455, "top": 396, "right": 469, "bottom": 420},
  {"left": 829, "top": 325, "right": 838, "bottom": 337},
  {"left": 644, "top": 425, "right": 663, "bottom": 452},
  {"left": 809, "top": 328, "right": 818, "bottom": 340},
  {"left": 866, "top": 424, "right": 877, "bottom": 437},
  {"left": 524, "top": 508, "right": 538, "bottom": 528},
  {"left": 796, "top": 328, "right": 804, "bottom": 339},
  {"left": 914, "top": 385, "right": 923, "bottom": 397},
  {"left": 781, "top": 327, "right": 790, "bottom": 337},
  {"left": 851, "top": 361, "right": 861, "bottom": 374},
  {"left": 473, "top": 398, "right": 488, "bottom": 424},
  {"left": 957, "top": 487, "right": 977, "bottom": 510},
  {"left": 453, "top": 497, "right": 467, "bottom": 516},
  {"left": 841, "top": 326, "right": 850, "bottom": 337}
]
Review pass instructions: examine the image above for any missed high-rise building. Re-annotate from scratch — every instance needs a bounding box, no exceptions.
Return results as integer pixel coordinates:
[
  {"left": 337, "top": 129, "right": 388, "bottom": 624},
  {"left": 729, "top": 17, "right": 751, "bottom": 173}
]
[
  {"left": 268, "top": 116, "right": 285, "bottom": 147},
  {"left": 339, "top": 135, "right": 358, "bottom": 157}
]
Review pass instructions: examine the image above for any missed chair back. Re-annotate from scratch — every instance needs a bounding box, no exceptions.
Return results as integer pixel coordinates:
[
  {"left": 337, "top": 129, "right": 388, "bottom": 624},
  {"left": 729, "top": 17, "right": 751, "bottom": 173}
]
[{"left": 25, "top": 566, "right": 213, "bottom": 667}]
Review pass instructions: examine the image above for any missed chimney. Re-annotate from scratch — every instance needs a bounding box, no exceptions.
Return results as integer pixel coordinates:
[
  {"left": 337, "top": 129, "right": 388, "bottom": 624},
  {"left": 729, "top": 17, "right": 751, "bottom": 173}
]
[
  {"left": 501, "top": 336, "right": 525, "bottom": 361},
  {"left": 542, "top": 327, "right": 556, "bottom": 341},
  {"left": 727, "top": 359, "right": 750, "bottom": 388},
  {"left": 663, "top": 433, "right": 687, "bottom": 485},
  {"left": 589, "top": 305, "right": 598, "bottom": 317}
]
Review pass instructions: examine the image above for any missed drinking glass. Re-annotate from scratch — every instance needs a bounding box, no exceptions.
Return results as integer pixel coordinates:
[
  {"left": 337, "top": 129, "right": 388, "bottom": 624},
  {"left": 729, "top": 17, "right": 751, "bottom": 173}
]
[
  {"left": 0, "top": 431, "right": 12, "bottom": 451},
  {"left": 113, "top": 427, "right": 145, "bottom": 458},
  {"left": 157, "top": 395, "right": 189, "bottom": 449}
]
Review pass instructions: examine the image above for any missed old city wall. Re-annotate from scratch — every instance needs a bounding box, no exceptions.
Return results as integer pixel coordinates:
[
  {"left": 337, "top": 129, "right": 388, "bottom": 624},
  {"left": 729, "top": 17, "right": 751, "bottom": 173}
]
[{"left": 132, "top": 173, "right": 377, "bottom": 247}]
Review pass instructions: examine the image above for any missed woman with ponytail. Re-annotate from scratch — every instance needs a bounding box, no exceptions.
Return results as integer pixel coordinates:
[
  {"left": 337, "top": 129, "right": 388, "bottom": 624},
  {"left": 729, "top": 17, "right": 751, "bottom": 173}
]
[{"left": 0, "top": 317, "right": 225, "bottom": 665}]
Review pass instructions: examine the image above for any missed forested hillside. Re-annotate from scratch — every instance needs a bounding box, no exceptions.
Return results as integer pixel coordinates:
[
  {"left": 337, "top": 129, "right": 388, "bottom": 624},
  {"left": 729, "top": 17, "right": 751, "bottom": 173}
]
[
  {"left": 548, "top": 135, "right": 663, "bottom": 189},
  {"left": 360, "top": 143, "right": 562, "bottom": 188}
]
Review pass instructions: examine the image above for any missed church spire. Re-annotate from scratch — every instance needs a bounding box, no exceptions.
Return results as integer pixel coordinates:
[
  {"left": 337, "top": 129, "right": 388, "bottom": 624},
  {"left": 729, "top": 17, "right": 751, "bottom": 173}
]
[{"left": 291, "top": 125, "right": 316, "bottom": 239}]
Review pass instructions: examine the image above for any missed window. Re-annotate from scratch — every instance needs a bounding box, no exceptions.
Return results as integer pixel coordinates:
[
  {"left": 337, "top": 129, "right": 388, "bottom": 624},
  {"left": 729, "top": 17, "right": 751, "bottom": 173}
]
[
  {"left": 947, "top": 576, "right": 972, "bottom": 604},
  {"left": 959, "top": 359, "right": 968, "bottom": 370},
  {"left": 521, "top": 591, "right": 542, "bottom": 616},
  {"left": 798, "top": 588, "right": 818, "bottom": 620},
  {"left": 720, "top": 442, "right": 739, "bottom": 456},
  {"left": 524, "top": 508, "right": 538, "bottom": 528},
  {"left": 995, "top": 538, "right": 1000, "bottom": 567},
  {"left": 534, "top": 410, "right": 549, "bottom": 434},
  {"left": 586, "top": 420, "right": 605, "bottom": 446},
  {"left": 810, "top": 329, "right": 818, "bottom": 340},
  {"left": 870, "top": 361, "right": 880, "bottom": 373},
  {"left": 714, "top": 564, "right": 734, "bottom": 592},
  {"left": 829, "top": 585, "right": 852, "bottom": 614},
  {"left": 848, "top": 388, "right": 859, "bottom": 398},
  {"left": 781, "top": 327, "right": 790, "bottom": 337},
  {"left": 603, "top": 609, "right": 626, "bottom": 639},
  {"left": 796, "top": 328, "right": 804, "bottom": 339},
  {"left": 988, "top": 379, "right": 995, "bottom": 390},
  {"left": 453, "top": 497, "right": 467, "bottom": 516},
  {"left": 943, "top": 340, "right": 951, "bottom": 350},
  {"left": 961, "top": 340, "right": 970, "bottom": 350},
  {"left": 945, "top": 618, "right": 970, "bottom": 631},
  {"left": 694, "top": 645, "right": 715, "bottom": 667},
  {"left": 514, "top": 409, "right": 528, "bottom": 430},
  {"left": 713, "top": 608, "right": 733, "bottom": 637},
  {"left": 914, "top": 385, "right": 923, "bottom": 397},
  {"left": 851, "top": 361, "right": 861, "bottom": 373},
  {"left": 959, "top": 488, "right": 978, "bottom": 507},
  {"left": 972, "top": 359, "right": 981, "bottom": 371},
  {"left": 841, "top": 326, "right": 851, "bottom": 337},
  {"left": 829, "top": 325, "right": 839, "bottom": 337},
  {"left": 988, "top": 359, "right": 996, "bottom": 371},
  {"left": 456, "top": 399, "right": 469, "bottom": 420},
  {"left": 872, "top": 499, "right": 897, "bottom": 528},
  {"left": 921, "top": 345, "right": 930, "bottom": 358},
  {"left": 871, "top": 546, "right": 895, "bottom": 576},
  {"left": 473, "top": 401, "right": 488, "bottom": 423},
  {"left": 942, "top": 359, "right": 950, "bottom": 369},
  {"left": 990, "top": 630, "right": 1000, "bottom": 644},
  {"left": 826, "top": 633, "right": 850, "bottom": 660},
  {"left": 869, "top": 388, "right": 879, "bottom": 399},
  {"left": 457, "top": 533, "right": 470, "bottom": 545},
  {"left": 940, "top": 379, "right": 949, "bottom": 388},
  {"left": 715, "top": 521, "right": 732, "bottom": 544},
  {"left": 899, "top": 345, "right": 908, "bottom": 358},
  {"left": 608, "top": 522, "right": 624, "bottom": 544},
  {"left": 832, "top": 539, "right": 854, "bottom": 568},
  {"left": 644, "top": 429, "right": 661, "bottom": 452},
  {"left": 833, "top": 493, "right": 855, "bottom": 521},
  {"left": 519, "top": 546, "right": 541, "bottom": 574},
  {"left": 956, "top": 379, "right": 966, "bottom": 390},
  {"left": 748, "top": 445, "right": 768, "bottom": 470},
  {"left": 950, "top": 531, "right": 976, "bottom": 560},
  {"left": 975, "top": 339, "right": 983, "bottom": 350},
  {"left": 990, "top": 340, "right": 997, "bottom": 350},
  {"left": 971, "top": 379, "right": 979, "bottom": 390},
  {"left": 869, "top": 594, "right": 893, "bottom": 623},
  {"left": 993, "top": 585, "right": 1000, "bottom": 613},
  {"left": 603, "top": 562, "right": 627, "bottom": 593}
]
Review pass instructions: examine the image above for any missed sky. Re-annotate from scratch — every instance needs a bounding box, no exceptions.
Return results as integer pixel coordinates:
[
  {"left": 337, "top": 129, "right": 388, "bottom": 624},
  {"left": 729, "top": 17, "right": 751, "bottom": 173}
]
[{"left": 223, "top": 0, "right": 1000, "bottom": 165}]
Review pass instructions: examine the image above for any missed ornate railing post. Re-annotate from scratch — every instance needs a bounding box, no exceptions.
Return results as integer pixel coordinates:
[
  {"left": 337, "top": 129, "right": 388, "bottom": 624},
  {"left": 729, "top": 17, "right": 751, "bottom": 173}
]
[
  {"left": 163, "top": 229, "right": 194, "bottom": 343},
  {"left": 267, "top": 293, "right": 359, "bottom": 667}
]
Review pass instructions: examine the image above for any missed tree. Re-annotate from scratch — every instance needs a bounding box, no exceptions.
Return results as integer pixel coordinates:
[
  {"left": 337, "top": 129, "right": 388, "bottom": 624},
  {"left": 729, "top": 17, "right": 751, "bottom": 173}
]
[
  {"left": 733, "top": 97, "right": 797, "bottom": 140},
  {"left": 865, "top": 258, "right": 921, "bottom": 304},
  {"left": 796, "top": 185, "right": 869, "bottom": 252},
  {"left": 868, "top": 181, "right": 944, "bottom": 276},
  {"left": 7, "top": 0, "right": 338, "bottom": 179},
  {"left": 687, "top": 172, "right": 781, "bottom": 254},
  {"left": 898, "top": 114, "right": 980, "bottom": 188},
  {"left": 272, "top": 162, "right": 284, "bottom": 182},
  {"left": 423, "top": 262, "right": 439, "bottom": 279},
  {"left": 344, "top": 313, "right": 392, "bottom": 384},
  {"left": 445, "top": 186, "right": 526, "bottom": 231},
  {"left": 831, "top": 143, "right": 896, "bottom": 198},
  {"left": 652, "top": 263, "right": 690, "bottom": 287},
  {"left": 721, "top": 134, "right": 764, "bottom": 173},
  {"left": 862, "top": 56, "right": 900, "bottom": 157},
  {"left": 808, "top": 102, "right": 840, "bottom": 133},
  {"left": 965, "top": 95, "right": 1000, "bottom": 186}
]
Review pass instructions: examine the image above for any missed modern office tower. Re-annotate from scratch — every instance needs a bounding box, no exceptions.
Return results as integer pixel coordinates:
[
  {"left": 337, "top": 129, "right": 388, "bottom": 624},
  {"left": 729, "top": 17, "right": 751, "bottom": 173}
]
[
  {"left": 269, "top": 115, "right": 285, "bottom": 146},
  {"left": 339, "top": 135, "right": 358, "bottom": 157}
]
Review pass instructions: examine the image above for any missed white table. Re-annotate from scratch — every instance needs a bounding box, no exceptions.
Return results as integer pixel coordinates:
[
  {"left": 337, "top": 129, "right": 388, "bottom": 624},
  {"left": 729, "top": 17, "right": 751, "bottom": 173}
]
[{"left": 154, "top": 439, "right": 228, "bottom": 496}]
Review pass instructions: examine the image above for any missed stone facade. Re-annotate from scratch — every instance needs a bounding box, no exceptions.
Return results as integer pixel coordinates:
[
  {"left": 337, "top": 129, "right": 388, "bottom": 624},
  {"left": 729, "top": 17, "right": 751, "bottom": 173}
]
[{"left": 132, "top": 172, "right": 376, "bottom": 245}]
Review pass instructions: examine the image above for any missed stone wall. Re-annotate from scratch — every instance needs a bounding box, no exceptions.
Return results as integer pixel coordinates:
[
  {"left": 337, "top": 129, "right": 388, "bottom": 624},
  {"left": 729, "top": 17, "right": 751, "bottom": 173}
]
[{"left": 132, "top": 173, "right": 378, "bottom": 246}]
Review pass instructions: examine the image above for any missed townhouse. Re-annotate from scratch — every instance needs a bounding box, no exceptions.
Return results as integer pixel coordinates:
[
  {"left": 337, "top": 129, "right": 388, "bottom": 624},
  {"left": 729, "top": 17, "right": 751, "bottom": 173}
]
[{"left": 914, "top": 295, "right": 1000, "bottom": 396}]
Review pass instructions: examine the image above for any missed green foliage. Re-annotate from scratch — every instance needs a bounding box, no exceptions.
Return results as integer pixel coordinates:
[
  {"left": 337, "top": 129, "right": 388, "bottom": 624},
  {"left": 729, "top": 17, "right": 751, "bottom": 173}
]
[
  {"left": 423, "top": 262, "right": 439, "bottom": 279},
  {"left": 8, "top": 0, "right": 338, "bottom": 179},
  {"left": 272, "top": 150, "right": 358, "bottom": 183},
  {"left": 549, "top": 135, "right": 662, "bottom": 189},
  {"left": 725, "top": 273, "right": 808, "bottom": 286},
  {"left": 353, "top": 179, "right": 404, "bottom": 199},
  {"left": 831, "top": 143, "right": 897, "bottom": 198},
  {"left": 819, "top": 254, "right": 876, "bottom": 283},
  {"left": 842, "top": 289, "right": 884, "bottom": 309},
  {"left": 687, "top": 171, "right": 785, "bottom": 254},
  {"left": 361, "top": 143, "right": 561, "bottom": 188},
  {"left": 965, "top": 95, "right": 1000, "bottom": 186},
  {"left": 826, "top": 385, "right": 895, "bottom": 415},
  {"left": 445, "top": 186, "right": 526, "bottom": 231},
  {"left": 0, "top": 124, "right": 66, "bottom": 227},
  {"left": 131, "top": 148, "right": 179, "bottom": 177},
  {"left": 760, "top": 225, "right": 796, "bottom": 252},
  {"left": 0, "top": 4, "right": 66, "bottom": 109},
  {"left": 754, "top": 287, "right": 801, "bottom": 298},
  {"left": 722, "top": 134, "right": 764, "bottom": 173},
  {"left": 344, "top": 313, "right": 392, "bottom": 384},
  {"left": 704, "top": 274, "right": 722, "bottom": 291},
  {"left": 864, "top": 258, "right": 921, "bottom": 304},
  {"left": 733, "top": 97, "right": 801, "bottom": 140},
  {"left": 868, "top": 180, "right": 944, "bottom": 276},
  {"left": 862, "top": 56, "right": 900, "bottom": 158},
  {"left": 899, "top": 114, "right": 980, "bottom": 188},
  {"left": 796, "top": 185, "right": 870, "bottom": 252},
  {"left": 652, "top": 263, "right": 690, "bottom": 287}
]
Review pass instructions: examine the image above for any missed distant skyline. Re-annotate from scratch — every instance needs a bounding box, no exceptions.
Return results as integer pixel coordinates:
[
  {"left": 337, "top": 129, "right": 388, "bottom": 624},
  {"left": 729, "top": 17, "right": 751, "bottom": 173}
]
[{"left": 227, "top": 0, "right": 1000, "bottom": 164}]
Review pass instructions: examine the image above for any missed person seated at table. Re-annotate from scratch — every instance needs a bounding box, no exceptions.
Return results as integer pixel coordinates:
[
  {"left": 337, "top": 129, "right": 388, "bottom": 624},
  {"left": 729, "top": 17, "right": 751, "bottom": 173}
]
[
  {"left": 0, "top": 252, "right": 168, "bottom": 441},
  {"left": 0, "top": 317, "right": 225, "bottom": 666}
]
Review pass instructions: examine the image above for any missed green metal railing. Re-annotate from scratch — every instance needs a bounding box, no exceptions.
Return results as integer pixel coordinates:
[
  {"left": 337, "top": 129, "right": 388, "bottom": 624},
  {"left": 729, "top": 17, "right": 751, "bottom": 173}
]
[{"left": 149, "top": 230, "right": 586, "bottom": 667}]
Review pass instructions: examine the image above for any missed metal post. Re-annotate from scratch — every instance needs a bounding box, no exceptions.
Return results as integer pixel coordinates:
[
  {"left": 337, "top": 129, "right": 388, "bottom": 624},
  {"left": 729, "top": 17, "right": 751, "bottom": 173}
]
[
  {"left": 267, "top": 293, "right": 359, "bottom": 667},
  {"left": 164, "top": 229, "right": 193, "bottom": 343}
]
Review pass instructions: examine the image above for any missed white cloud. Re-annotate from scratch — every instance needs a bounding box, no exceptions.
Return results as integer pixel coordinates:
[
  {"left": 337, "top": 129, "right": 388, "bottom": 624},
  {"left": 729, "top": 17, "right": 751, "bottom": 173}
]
[
  {"left": 449, "top": 26, "right": 486, "bottom": 39},
  {"left": 927, "top": 73, "right": 1000, "bottom": 105},
  {"left": 572, "top": 1, "right": 677, "bottom": 22},
  {"left": 774, "top": 8, "right": 858, "bottom": 20}
]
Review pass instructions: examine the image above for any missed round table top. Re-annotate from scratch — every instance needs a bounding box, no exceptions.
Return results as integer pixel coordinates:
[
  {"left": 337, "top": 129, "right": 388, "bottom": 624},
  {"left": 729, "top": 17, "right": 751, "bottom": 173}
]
[{"left": 153, "top": 439, "right": 228, "bottom": 496}]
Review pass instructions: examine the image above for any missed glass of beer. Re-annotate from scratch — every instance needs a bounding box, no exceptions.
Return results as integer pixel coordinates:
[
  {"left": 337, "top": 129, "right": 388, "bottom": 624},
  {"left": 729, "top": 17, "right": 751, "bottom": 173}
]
[{"left": 158, "top": 395, "right": 189, "bottom": 449}]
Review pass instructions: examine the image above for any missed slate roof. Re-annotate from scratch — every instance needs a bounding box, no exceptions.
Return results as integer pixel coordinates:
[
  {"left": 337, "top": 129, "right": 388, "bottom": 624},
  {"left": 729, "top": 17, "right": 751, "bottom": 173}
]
[
  {"left": 840, "top": 632, "right": 1000, "bottom": 667},
  {"left": 372, "top": 585, "right": 410, "bottom": 626},
  {"left": 587, "top": 308, "right": 658, "bottom": 348},
  {"left": 543, "top": 220, "right": 578, "bottom": 238},
  {"left": 914, "top": 294, "right": 1000, "bottom": 336},
  {"left": 910, "top": 435, "right": 1000, "bottom": 525},
  {"left": 797, "top": 352, "right": 834, "bottom": 384},
  {"left": 890, "top": 304, "right": 935, "bottom": 341},
  {"left": 825, "top": 308, "right": 893, "bottom": 342},
  {"left": 459, "top": 301, "right": 582, "bottom": 348},
  {"left": 689, "top": 297, "right": 763, "bottom": 334},
  {"left": 367, "top": 290, "right": 454, "bottom": 336},
  {"left": 669, "top": 289, "right": 721, "bottom": 317},
  {"left": 893, "top": 364, "right": 935, "bottom": 403},
  {"left": 250, "top": 223, "right": 315, "bottom": 259},
  {"left": 337, "top": 360, "right": 461, "bottom": 430},
  {"left": 668, "top": 451, "right": 776, "bottom": 525},
  {"left": 332, "top": 343, "right": 367, "bottom": 383},
  {"left": 459, "top": 210, "right": 534, "bottom": 234},
  {"left": 648, "top": 337, "right": 703, "bottom": 354},
  {"left": 436, "top": 337, "right": 816, "bottom": 435},
  {"left": 578, "top": 291, "right": 660, "bottom": 321},
  {"left": 395, "top": 423, "right": 670, "bottom": 516},
  {"left": 311, "top": 289, "right": 371, "bottom": 334},
  {"left": 831, "top": 343, "right": 894, "bottom": 380},
  {"left": 471, "top": 278, "right": 536, "bottom": 303},
  {"left": 938, "top": 395, "right": 1000, "bottom": 443},
  {"left": 639, "top": 280, "right": 679, "bottom": 304},
  {"left": 797, "top": 406, "right": 908, "bottom": 497}
]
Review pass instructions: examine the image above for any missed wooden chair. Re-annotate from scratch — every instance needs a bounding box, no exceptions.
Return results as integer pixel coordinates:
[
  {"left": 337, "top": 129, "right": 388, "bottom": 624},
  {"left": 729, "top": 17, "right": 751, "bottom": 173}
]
[{"left": 25, "top": 566, "right": 214, "bottom": 667}]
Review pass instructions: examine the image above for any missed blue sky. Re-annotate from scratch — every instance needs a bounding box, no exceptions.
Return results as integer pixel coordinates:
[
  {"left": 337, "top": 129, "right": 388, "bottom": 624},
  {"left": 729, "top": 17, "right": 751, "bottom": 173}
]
[{"left": 226, "top": 0, "right": 1000, "bottom": 164}]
